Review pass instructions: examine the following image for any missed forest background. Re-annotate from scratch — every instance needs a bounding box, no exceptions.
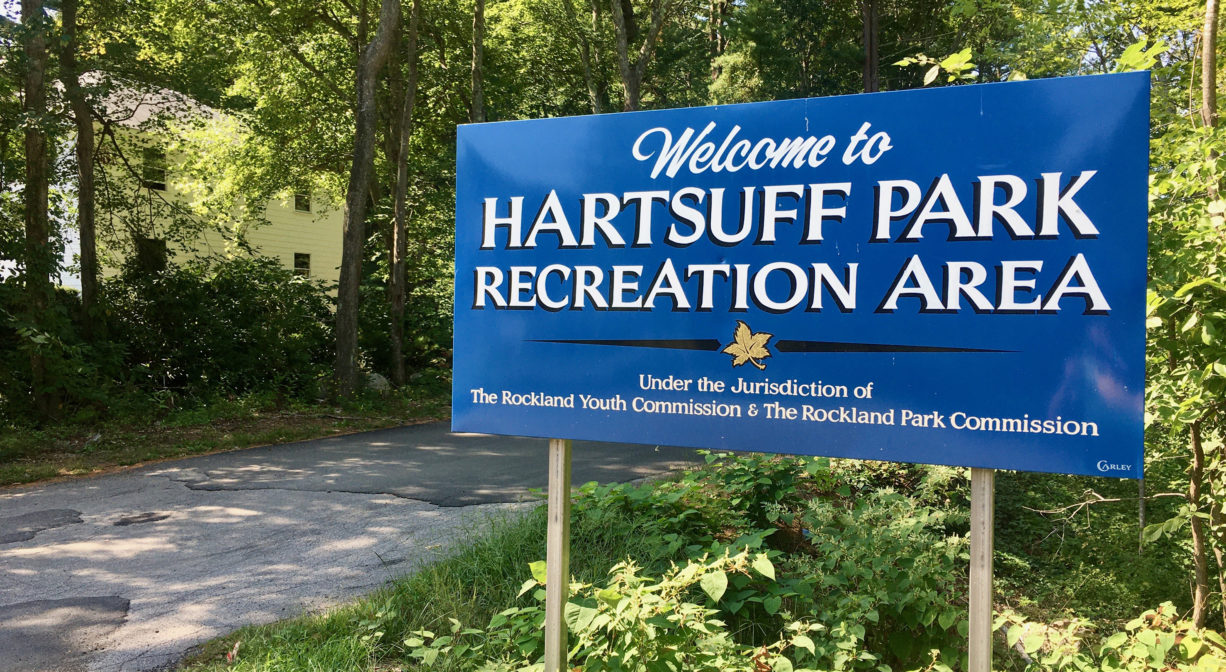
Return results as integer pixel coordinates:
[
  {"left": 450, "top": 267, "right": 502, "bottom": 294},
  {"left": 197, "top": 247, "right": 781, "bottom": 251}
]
[{"left": 2, "top": 0, "right": 1226, "bottom": 655}]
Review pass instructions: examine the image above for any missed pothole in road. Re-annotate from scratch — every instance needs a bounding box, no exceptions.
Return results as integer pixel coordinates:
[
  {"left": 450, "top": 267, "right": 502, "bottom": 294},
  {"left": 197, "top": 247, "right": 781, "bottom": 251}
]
[
  {"left": 0, "top": 509, "right": 83, "bottom": 544},
  {"left": 112, "top": 512, "right": 171, "bottom": 526}
]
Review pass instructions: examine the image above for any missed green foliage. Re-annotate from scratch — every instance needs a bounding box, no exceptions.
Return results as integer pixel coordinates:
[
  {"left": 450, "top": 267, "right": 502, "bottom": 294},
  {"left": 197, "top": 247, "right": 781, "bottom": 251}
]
[
  {"left": 403, "top": 550, "right": 817, "bottom": 672},
  {"left": 101, "top": 256, "right": 333, "bottom": 400},
  {"left": 0, "top": 280, "right": 123, "bottom": 421},
  {"left": 894, "top": 48, "right": 978, "bottom": 85},
  {"left": 994, "top": 604, "right": 1226, "bottom": 671},
  {"left": 175, "top": 454, "right": 1226, "bottom": 672},
  {"left": 789, "top": 490, "right": 968, "bottom": 670},
  {"left": 992, "top": 467, "right": 1190, "bottom": 624},
  {"left": 692, "top": 451, "right": 811, "bottom": 530}
]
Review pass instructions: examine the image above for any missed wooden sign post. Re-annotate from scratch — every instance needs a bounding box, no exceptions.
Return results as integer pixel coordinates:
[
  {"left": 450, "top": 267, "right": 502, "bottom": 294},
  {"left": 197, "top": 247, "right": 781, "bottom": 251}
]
[
  {"left": 969, "top": 467, "right": 995, "bottom": 672},
  {"left": 543, "top": 438, "right": 572, "bottom": 672}
]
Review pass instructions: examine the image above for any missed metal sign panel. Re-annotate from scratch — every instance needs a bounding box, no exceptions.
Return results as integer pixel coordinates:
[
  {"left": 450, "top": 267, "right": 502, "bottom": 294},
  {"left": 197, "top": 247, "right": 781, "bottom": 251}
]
[{"left": 453, "top": 73, "right": 1149, "bottom": 478}]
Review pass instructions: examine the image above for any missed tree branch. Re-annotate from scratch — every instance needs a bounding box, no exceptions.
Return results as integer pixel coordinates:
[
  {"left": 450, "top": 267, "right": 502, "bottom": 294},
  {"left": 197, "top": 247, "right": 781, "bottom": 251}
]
[
  {"left": 1023, "top": 491, "right": 1187, "bottom": 517},
  {"left": 317, "top": 6, "right": 358, "bottom": 47},
  {"left": 241, "top": 0, "right": 348, "bottom": 101}
]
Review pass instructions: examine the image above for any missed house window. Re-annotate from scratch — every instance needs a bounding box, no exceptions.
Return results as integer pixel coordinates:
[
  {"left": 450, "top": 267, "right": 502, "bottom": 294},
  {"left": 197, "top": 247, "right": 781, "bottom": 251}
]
[
  {"left": 293, "top": 253, "right": 310, "bottom": 277},
  {"left": 135, "top": 237, "right": 167, "bottom": 273},
  {"left": 142, "top": 148, "right": 167, "bottom": 191},
  {"left": 294, "top": 193, "right": 311, "bottom": 213}
]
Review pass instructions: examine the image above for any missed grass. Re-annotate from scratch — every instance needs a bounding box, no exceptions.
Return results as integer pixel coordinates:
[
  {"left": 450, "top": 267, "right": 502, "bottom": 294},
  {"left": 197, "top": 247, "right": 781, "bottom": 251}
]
[
  {"left": 0, "top": 371, "right": 451, "bottom": 487},
  {"left": 179, "top": 488, "right": 675, "bottom": 671}
]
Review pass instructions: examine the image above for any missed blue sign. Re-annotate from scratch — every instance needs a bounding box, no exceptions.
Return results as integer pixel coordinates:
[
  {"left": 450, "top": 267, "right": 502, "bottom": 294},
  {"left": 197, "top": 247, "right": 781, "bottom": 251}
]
[{"left": 453, "top": 73, "right": 1148, "bottom": 479}]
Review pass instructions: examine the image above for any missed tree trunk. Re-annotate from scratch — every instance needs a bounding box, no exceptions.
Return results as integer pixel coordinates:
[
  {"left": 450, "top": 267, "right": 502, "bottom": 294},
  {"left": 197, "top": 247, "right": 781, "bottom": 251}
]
[
  {"left": 1190, "top": 421, "right": 1210, "bottom": 628},
  {"left": 22, "top": 0, "right": 55, "bottom": 420},
  {"left": 609, "top": 0, "right": 639, "bottom": 110},
  {"left": 860, "top": 0, "right": 879, "bottom": 93},
  {"left": 60, "top": 0, "right": 99, "bottom": 339},
  {"left": 609, "top": 0, "right": 670, "bottom": 111},
  {"left": 1204, "top": 0, "right": 1219, "bottom": 128},
  {"left": 1216, "top": 541, "right": 1226, "bottom": 628},
  {"left": 391, "top": 0, "right": 420, "bottom": 388},
  {"left": 335, "top": 0, "right": 402, "bottom": 399},
  {"left": 561, "top": 0, "right": 601, "bottom": 113},
  {"left": 471, "top": 0, "right": 486, "bottom": 123},
  {"left": 1200, "top": 0, "right": 1223, "bottom": 627},
  {"left": 708, "top": 0, "right": 728, "bottom": 81},
  {"left": 589, "top": 0, "right": 612, "bottom": 112}
]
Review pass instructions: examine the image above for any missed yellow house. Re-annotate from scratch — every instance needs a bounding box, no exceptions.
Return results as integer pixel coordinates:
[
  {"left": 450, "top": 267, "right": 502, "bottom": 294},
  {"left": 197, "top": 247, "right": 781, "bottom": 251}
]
[{"left": 95, "top": 82, "right": 344, "bottom": 288}]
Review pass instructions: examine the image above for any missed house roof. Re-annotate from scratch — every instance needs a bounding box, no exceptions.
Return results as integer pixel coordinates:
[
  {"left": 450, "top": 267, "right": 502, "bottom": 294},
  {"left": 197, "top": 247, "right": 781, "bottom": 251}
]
[{"left": 80, "top": 72, "right": 223, "bottom": 129}]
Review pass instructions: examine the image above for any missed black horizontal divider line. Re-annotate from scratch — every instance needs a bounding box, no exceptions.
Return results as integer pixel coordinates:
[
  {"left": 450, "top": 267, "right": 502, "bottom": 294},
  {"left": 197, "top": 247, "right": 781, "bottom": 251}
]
[
  {"left": 776, "top": 340, "right": 1014, "bottom": 354},
  {"left": 527, "top": 338, "right": 1014, "bottom": 354},
  {"left": 527, "top": 339, "right": 724, "bottom": 351}
]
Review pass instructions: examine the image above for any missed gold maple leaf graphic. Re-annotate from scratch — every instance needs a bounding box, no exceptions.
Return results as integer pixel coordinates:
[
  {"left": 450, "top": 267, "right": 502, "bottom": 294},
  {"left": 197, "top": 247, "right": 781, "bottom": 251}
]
[{"left": 722, "top": 320, "right": 773, "bottom": 371}]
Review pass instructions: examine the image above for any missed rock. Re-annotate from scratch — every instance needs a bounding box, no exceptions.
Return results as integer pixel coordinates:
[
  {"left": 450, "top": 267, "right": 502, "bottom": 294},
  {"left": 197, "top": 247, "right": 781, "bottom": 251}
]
[{"left": 365, "top": 372, "right": 392, "bottom": 394}]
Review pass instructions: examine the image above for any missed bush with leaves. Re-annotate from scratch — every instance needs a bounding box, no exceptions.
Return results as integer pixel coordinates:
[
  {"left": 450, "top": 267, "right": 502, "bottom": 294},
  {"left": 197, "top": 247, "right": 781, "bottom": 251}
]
[
  {"left": 403, "top": 550, "right": 822, "bottom": 672},
  {"left": 784, "top": 489, "right": 969, "bottom": 670},
  {"left": 993, "top": 603, "right": 1226, "bottom": 671},
  {"left": 101, "top": 256, "right": 333, "bottom": 401},
  {"left": 0, "top": 279, "right": 125, "bottom": 423}
]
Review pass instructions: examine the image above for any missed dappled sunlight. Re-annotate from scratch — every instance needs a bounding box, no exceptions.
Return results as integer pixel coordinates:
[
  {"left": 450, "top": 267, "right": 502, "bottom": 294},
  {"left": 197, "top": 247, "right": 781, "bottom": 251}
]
[
  {"left": 3, "top": 536, "right": 177, "bottom": 559},
  {"left": 0, "top": 422, "right": 697, "bottom": 670},
  {"left": 180, "top": 505, "right": 263, "bottom": 522},
  {"left": 313, "top": 536, "right": 379, "bottom": 553}
]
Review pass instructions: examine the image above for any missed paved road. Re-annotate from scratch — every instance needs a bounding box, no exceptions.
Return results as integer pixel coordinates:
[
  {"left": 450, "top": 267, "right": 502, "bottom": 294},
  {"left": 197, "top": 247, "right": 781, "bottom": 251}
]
[{"left": 0, "top": 422, "right": 698, "bottom": 672}]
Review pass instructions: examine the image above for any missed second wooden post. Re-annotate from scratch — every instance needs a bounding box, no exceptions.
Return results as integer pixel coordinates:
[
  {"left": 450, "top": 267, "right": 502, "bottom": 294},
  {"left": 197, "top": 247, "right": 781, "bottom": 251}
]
[
  {"left": 969, "top": 467, "right": 995, "bottom": 672},
  {"left": 543, "top": 438, "right": 573, "bottom": 672}
]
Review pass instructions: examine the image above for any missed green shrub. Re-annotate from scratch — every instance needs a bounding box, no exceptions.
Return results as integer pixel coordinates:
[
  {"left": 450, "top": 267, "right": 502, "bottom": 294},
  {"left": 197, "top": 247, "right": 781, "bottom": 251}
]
[
  {"left": 0, "top": 279, "right": 124, "bottom": 422},
  {"left": 101, "top": 256, "right": 333, "bottom": 400},
  {"left": 788, "top": 489, "right": 969, "bottom": 670},
  {"left": 403, "top": 550, "right": 821, "bottom": 672},
  {"left": 993, "top": 603, "right": 1226, "bottom": 671}
]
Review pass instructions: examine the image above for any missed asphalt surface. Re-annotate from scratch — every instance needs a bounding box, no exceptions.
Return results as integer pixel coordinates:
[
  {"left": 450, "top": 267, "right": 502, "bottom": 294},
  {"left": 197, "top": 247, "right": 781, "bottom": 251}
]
[{"left": 0, "top": 422, "right": 699, "bottom": 672}]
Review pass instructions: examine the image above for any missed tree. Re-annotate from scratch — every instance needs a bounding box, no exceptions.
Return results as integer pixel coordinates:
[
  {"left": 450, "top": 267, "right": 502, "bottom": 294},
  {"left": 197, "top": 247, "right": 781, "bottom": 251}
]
[
  {"left": 21, "top": 0, "right": 57, "bottom": 420},
  {"left": 609, "top": 0, "right": 673, "bottom": 110},
  {"left": 59, "top": 0, "right": 100, "bottom": 338},
  {"left": 860, "top": 0, "right": 878, "bottom": 92},
  {"left": 390, "top": 0, "right": 421, "bottom": 387},
  {"left": 1144, "top": 0, "right": 1226, "bottom": 629},
  {"left": 471, "top": 0, "right": 486, "bottom": 123},
  {"left": 335, "top": 0, "right": 401, "bottom": 399}
]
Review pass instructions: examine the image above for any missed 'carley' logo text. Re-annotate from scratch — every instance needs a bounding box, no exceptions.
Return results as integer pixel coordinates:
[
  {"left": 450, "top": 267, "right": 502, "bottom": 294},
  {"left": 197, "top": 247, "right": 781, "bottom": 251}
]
[{"left": 1096, "top": 460, "right": 1133, "bottom": 473}]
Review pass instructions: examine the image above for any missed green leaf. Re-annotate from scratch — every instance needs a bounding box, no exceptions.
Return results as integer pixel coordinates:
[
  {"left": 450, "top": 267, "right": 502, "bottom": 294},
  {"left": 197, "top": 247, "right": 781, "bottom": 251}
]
[
  {"left": 764, "top": 595, "right": 782, "bottom": 614},
  {"left": 529, "top": 561, "right": 548, "bottom": 585},
  {"left": 753, "top": 554, "right": 776, "bottom": 581},
  {"left": 596, "top": 588, "right": 623, "bottom": 606},
  {"left": 772, "top": 656, "right": 794, "bottom": 672},
  {"left": 1114, "top": 38, "right": 1166, "bottom": 72},
  {"left": 1022, "top": 631, "right": 1044, "bottom": 654},
  {"left": 700, "top": 571, "right": 728, "bottom": 602},
  {"left": 517, "top": 579, "right": 537, "bottom": 597},
  {"left": 793, "top": 634, "right": 816, "bottom": 656},
  {"left": 938, "top": 610, "right": 957, "bottom": 630},
  {"left": 924, "top": 65, "right": 940, "bottom": 85},
  {"left": 1100, "top": 631, "right": 1128, "bottom": 653},
  {"left": 564, "top": 602, "right": 598, "bottom": 631}
]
